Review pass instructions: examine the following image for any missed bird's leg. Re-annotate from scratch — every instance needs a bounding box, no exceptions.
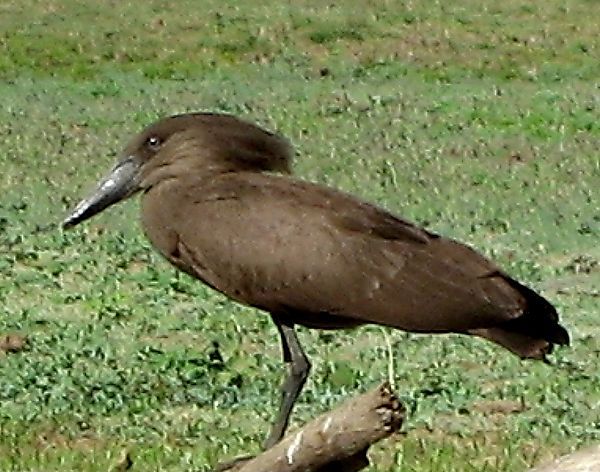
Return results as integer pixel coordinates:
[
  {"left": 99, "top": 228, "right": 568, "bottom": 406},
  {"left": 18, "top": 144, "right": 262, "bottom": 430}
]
[{"left": 263, "top": 320, "right": 311, "bottom": 450}]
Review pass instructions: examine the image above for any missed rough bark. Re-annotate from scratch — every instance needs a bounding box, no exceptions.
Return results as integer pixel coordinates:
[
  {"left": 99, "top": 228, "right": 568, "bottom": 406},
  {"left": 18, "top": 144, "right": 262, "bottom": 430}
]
[{"left": 214, "top": 382, "right": 404, "bottom": 472}]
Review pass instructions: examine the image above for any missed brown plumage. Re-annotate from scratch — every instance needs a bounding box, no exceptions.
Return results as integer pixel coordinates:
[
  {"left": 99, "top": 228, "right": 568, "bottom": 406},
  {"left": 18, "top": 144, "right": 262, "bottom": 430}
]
[{"left": 63, "top": 112, "right": 569, "bottom": 448}]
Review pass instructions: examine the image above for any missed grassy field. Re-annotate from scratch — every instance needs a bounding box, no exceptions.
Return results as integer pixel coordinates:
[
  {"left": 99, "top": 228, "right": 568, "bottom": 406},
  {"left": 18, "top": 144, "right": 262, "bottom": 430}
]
[{"left": 0, "top": 0, "right": 598, "bottom": 470}]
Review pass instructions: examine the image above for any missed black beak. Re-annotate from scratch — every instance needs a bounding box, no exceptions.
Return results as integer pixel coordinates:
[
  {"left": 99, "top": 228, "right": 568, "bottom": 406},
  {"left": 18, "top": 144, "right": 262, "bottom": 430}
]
[{"left": 63, "top": 157, "right": 139, "bottom": 229}]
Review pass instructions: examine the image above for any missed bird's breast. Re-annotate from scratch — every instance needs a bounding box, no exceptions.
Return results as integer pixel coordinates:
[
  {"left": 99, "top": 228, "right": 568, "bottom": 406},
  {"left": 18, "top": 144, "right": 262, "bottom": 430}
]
[{"left": 139, "top": 182, "right": 291, "bottom": 299}]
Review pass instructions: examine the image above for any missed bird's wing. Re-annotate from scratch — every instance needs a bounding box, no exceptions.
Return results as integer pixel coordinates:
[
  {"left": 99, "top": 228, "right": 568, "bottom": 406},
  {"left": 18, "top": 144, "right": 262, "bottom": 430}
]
[{"left": 170, "top": 174, "right": 525, "bottom": 333}]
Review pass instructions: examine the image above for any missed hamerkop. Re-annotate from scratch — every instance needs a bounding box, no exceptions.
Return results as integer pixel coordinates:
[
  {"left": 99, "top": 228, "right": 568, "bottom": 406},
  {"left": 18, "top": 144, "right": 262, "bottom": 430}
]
[{"left": 63, "top": 112, "right": 569, "bottom": 448}]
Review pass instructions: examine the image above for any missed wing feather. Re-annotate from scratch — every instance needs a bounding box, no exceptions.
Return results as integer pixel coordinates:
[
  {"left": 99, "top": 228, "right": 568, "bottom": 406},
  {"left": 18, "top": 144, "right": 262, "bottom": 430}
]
[{"left": 165, "top": 173, "right": 525, "bottom": 332}]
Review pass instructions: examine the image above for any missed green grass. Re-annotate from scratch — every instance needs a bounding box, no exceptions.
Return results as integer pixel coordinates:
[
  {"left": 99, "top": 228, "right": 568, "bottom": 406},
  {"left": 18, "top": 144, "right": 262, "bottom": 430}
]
[{"left": 0, "top": 0, "right": 598, "bottom": 470}]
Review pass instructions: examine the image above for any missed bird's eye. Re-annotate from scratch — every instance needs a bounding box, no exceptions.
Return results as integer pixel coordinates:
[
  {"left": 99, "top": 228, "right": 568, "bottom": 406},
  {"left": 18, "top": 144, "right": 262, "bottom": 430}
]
[{"left": 146, "top": 136, "right": 162, "bottom": 150}]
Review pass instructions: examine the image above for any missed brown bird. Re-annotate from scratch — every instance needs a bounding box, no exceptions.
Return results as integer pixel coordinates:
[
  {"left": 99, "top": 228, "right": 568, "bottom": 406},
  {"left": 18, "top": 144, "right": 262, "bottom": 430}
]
[{"left": 63, "top": 112, "right": 569, "bottom": 448}]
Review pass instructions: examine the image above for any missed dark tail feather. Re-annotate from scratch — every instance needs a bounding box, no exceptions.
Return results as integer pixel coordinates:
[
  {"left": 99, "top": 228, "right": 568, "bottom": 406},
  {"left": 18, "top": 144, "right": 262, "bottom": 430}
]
[
  {"left": 470, "top": 278, "right": 569, "bottom": 360},
  {"left": 503, "top": 278, "right": 570, "bottom": 346}
]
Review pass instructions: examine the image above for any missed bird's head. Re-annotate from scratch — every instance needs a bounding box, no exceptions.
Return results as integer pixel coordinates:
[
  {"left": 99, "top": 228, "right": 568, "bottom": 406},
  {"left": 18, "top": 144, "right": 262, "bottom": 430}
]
[{"left": 63, "top": 112, "right": 293, "bottom": 228}]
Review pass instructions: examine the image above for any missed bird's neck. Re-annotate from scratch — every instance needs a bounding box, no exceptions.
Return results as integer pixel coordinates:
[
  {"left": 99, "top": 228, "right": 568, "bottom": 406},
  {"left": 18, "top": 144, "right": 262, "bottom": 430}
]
[{"left": 140, "top": 158, "right": 240, "bottom": 193}]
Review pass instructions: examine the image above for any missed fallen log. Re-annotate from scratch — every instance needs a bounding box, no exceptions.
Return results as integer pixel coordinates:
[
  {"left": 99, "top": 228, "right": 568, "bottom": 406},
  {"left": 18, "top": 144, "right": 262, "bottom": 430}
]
[
  {"left": 214, "top": 382, "right": 404, "bottom": 472},
  {"left": 527, "top": 444, "right": 600, "bottom": 472}
]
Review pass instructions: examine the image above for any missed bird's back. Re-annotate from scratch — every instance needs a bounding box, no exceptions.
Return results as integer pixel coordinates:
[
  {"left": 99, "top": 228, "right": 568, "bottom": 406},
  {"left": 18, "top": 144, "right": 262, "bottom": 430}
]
[{"left": 141, "top": 171, "right": 568, "bottom": 358}]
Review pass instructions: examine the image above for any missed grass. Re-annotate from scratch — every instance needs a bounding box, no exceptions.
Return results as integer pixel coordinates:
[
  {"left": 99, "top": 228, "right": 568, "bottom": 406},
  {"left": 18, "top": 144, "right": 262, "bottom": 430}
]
[{"left": 0, "top": 0, "right": 598, "bottom": 470}]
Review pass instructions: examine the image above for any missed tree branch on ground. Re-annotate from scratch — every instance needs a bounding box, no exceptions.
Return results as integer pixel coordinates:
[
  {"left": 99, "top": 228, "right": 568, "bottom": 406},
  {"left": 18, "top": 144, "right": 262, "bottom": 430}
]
[{"left": 213, "top": 382, "right": 404, "bottom": 472}]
